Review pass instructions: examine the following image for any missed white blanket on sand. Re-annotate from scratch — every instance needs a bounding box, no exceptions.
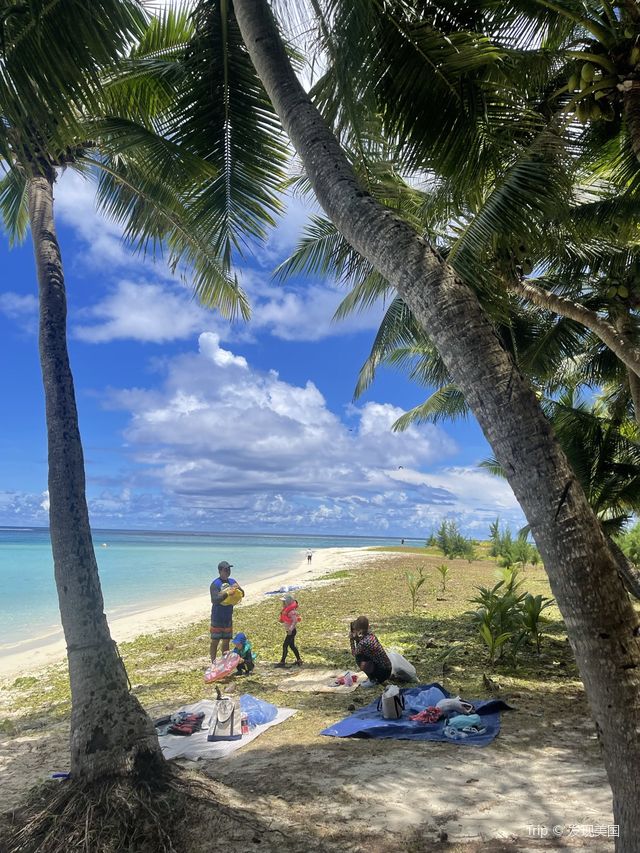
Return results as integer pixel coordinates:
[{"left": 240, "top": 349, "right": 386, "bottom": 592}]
[{"left": 158, "top": 700, "right": 296, "bottom": 761}]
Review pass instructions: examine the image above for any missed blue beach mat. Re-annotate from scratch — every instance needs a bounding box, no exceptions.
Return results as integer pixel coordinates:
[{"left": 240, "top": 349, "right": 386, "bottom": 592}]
[{"left": 320, "top": 682, "right": 513, "bottom": 746}]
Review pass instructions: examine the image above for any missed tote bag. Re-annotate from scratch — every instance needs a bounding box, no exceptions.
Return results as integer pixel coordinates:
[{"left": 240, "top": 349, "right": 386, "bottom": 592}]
[
  {"left": 378, "top": 685, "right": 405, "bottom": 720},
  {"left": 207, "top": 696, "right": 242, "bottom": 741}
]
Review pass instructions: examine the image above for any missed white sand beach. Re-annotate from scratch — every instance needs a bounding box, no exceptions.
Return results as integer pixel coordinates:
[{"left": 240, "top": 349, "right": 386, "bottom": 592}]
[
  {"left": 0, "top": 544, "right": 615, "bottom": 851},
  {"left": 0, "top": 546, "right": 376, "bottom": 683}
]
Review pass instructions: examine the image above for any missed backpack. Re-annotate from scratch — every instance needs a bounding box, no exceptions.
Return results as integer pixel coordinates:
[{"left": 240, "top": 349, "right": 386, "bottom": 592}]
[{"left": 378, "top": 685, "right": 405, "bottom": 720}]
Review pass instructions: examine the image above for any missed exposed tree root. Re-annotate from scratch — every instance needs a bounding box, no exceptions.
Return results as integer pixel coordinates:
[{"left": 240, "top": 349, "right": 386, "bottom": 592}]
[
  {"left": 0, "top": 767, "right": 228, "bottom": 853},
  {"left": 0, "top": 765, "right": 293, "bottom": 853}
]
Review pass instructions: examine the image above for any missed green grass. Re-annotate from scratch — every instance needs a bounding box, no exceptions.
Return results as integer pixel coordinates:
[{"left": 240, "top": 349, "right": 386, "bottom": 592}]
[
  {"left": 0, "top": 550, "right": 584, "bottom": 740},
  {"left": 369, "top": 545, "right": 441, "bottom": 555}
]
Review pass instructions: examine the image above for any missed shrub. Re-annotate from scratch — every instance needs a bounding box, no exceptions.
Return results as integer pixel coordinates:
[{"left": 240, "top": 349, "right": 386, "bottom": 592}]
[
  {"left": 618, "top": 522, "right": 640, "bottom": 566},
  {"left": 436, "top": 520, "right": 476, "bottom": 560},
  {"left": 521, "top": 593, "right": 554, "bottom": 653},
  {"left": 468, "top": 569, "right": 553, "bottom": 666}
]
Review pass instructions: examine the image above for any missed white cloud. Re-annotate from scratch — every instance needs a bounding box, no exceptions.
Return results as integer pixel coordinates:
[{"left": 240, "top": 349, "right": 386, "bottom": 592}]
[
  {"left": 73, "top": 280, "right": 219, "bottom": 343},
  {"left": 0, "top": 292, "right": 38, "bottom": 334},
  {"left": 51, "top": 171, "right": 382, "bottom": 346},
  {"left": 95, "top": 333, "right": 526, "bottom": 534},
  {"left": 0, "top": 293, "right": 38, "bottom": 318},
  {"left": 248, "top": 280, "right": 384, "bottom": 341}
]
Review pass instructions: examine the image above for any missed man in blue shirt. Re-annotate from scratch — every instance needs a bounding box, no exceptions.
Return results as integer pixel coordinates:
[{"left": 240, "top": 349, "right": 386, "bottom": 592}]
[{"left": 210, "top": 561, "right": 244, "bottom": 662}]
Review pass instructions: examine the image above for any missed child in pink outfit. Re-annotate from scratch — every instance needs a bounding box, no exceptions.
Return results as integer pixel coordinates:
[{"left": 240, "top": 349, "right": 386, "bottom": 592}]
[{"left": 274, "top": 595, "right": 303, "bottom": 668}]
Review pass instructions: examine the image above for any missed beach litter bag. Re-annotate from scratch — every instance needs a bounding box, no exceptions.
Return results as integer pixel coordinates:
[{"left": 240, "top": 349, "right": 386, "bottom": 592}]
[
  {"left": 387, "top": 651, "right": 417, "bottom": 682},
  {"left": 240, "top": 694, "right": 278, "bottom": 728},
  {"left": 207, "top": 695, "right": 242, "bottom": 741}
]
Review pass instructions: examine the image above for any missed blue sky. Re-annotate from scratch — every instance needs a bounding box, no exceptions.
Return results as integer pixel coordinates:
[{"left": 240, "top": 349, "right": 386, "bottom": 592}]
[{"left": 0, "top": 171, "right": 526, "bottom": 536}]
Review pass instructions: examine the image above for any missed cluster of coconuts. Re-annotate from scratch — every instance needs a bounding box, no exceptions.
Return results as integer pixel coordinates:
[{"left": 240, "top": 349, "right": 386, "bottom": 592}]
[
  {"left": 567, "top": 61, "right": 618, "bottom": 122},
  {"left": 605, "top": 281, "right": 631, "bottom": 299},
  {"left": 496, "top": 242, "right": 533, "bottom": 277},
  {"left": 567, "top": 33, "right": 640, "bottom": 123}
]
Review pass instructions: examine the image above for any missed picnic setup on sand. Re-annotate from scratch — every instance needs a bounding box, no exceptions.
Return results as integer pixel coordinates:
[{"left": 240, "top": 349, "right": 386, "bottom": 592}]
[
  {"left": 155, "top": 692, "right": 296, "bottom": 761},
  {"left": 150, "top": 559, "right": 514, "bottom": 765}
]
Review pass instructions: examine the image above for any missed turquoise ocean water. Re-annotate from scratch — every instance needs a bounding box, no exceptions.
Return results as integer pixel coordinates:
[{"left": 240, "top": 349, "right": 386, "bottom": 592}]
[{"left": 0, "top": 527, "right": 411, "bottom": 653}]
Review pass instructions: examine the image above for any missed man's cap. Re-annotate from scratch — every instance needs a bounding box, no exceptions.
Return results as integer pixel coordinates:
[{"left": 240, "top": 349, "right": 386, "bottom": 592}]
[
  {"left": 232, "top": 632, "right": 246, "bottom": 645},
  {"left": 218, "top": 560, "right": 233, "bottom": 571}
]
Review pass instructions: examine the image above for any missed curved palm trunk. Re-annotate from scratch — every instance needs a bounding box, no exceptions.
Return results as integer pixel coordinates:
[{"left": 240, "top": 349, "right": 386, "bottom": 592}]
[
  {"left": 28, "top": 173, "right": 163, "bottom": 782},
  {"left": 510, "top": 277, "right": 640, "bottom": 382},
  {"left": 233, "top": 2, "right": 640, "bottom": 846}
]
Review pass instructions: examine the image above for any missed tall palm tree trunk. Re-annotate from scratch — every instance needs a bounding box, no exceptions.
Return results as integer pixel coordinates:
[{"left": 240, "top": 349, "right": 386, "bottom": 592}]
[
  {"left": 233, "top": 2, "right": 640, "bottom": 846},
  {"left": 28, "top": 172, "right": 164, "bottom": 782}
]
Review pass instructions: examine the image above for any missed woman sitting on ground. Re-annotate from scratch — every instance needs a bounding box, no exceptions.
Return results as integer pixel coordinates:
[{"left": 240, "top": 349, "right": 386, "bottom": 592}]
[{"left": 349, "top": 616, "right": 392, "bottom": 687}]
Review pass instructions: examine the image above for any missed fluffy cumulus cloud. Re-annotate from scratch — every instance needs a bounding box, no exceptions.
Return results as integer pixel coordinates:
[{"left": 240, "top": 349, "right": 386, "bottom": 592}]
[
  {"left": 49, "top": 171, "right": 383, "bottom": 346},
  {"left": 0, "top": 490, "right": 50, "bottom": 523},
  {"left": 74, "top": 280, "right": 218, "bottom": 344},
  {"left": 94, "top": 333, "right": 525, "bottom": 534}
]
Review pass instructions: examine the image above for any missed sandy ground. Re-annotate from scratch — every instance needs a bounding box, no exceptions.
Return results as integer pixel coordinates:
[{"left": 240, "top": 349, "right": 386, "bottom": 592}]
[{"left": 0, "top": 547, "right": 616, "bottom": 850}]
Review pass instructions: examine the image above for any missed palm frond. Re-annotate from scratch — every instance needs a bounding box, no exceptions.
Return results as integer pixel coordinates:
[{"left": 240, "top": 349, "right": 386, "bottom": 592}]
[
  {"left": 392, "top": 385, "right": 469, "bottom": 431},
  {"left": 166, "top": 0, "right": 289, "bottom": 263},
  {"left": 87, "top": 155, "right": 249, "bottom": 320},
  {"left": 0, "top": 166, "right": 29, "bottom": 244}
]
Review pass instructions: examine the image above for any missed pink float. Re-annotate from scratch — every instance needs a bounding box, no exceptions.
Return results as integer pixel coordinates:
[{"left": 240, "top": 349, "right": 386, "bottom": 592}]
[{"left": 204, "top": 651, "right": 241, "bottom": 683}]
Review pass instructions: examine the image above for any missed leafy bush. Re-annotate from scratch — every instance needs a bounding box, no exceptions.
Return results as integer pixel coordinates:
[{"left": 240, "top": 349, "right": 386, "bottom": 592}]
[
  {"left": 617, "top": 522, "right": 640, "bottom": 566},
  {"left": 490, "top": 518, "right": 540, "bottom": 569},
  {"left": 469, "top": 568, "right": 554, "bottom": 665}
]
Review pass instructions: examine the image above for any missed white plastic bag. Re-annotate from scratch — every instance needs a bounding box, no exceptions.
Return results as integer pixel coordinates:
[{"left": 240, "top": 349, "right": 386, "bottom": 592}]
[
  {"left": 435, "top": 696, "right": 474, "bottom": 715},
  {"left": 387, "top": 651, "right": 417, "bottom": 682}
]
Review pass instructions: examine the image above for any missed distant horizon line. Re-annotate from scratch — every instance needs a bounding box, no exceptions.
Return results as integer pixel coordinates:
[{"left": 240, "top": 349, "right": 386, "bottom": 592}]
[{"left": 0, "top": 525, "right": 426, "bottom": 541}]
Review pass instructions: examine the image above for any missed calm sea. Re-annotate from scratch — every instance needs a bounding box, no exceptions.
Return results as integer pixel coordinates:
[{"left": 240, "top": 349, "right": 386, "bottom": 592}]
[{"left": 0, "top": 527, "right": 411, "bottom": 653}]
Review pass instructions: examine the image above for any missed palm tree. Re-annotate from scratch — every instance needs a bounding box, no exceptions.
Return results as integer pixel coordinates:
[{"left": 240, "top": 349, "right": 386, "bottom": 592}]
[
  {"left": 0, "top": 2, "right": 284, "bottom": 782},
  {"left": 226, "top": 1, "right": 639, "bottom": 844},
  {"left": 481, "top": 388, "right": 640, "bottom": 534},
  {"left": 297, "top": 0, "right": 640, "bottom": 407}
]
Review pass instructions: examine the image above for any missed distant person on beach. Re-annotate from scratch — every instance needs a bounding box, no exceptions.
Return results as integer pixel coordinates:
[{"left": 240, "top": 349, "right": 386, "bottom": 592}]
[
  {"left": 306, "top": 550, "right": 312, "bottom": 565},
  {"left": 275, "top": 594, "right": 303, "bottom": 668},
  {"left": 349, "top": 615, "right": 392, "bottom": 687},
  {"left": 210, "top": 560, "right": 244, "bottom": 662},
  {"left": 232, "top": 632, "right": 255, "bottom": 675}
]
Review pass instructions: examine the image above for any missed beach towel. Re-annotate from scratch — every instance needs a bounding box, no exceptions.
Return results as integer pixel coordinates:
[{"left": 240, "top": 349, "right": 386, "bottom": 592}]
[
  {"left": 158, "top": 699, "right": 296, "bottom": 760},
  {"left": 277, "top": 668, "right": 360, "bottom": 694},
  {"left": 320, "top": 683, "right": 513, "bottom": 746}
]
